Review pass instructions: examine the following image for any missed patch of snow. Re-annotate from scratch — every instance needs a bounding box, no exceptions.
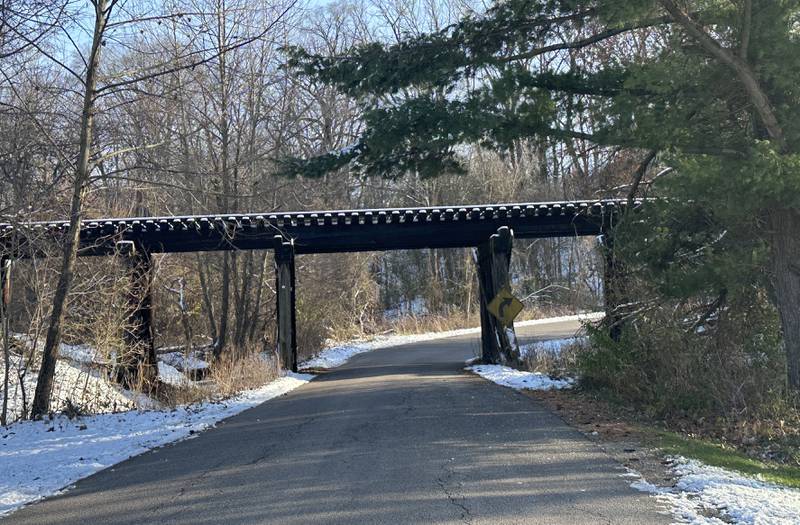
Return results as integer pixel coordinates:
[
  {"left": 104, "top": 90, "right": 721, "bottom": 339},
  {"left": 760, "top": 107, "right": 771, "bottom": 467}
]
[
  {"left": 628, "top": 458, "right": 800, "bottom": 524},
  {"left": 0, "top": 371, "right": 313, "bottom": 517},
  {"left": 301, "top": 312, "right": 603, "bottom": 370},
  {"left": 630, "top": 478, "right": 662, "bottom": 494},
  {"left": 517, "top": 311, "right": 604, "bottom": 326},
  {"left": 506, "top": 327, "right": 518, "bottom": 348},
  {"left": 519, "top": 337, "right": 586, "bottom": 358},
  {"left": 466, "top": 364, "right": 574, "bottom": 390},
  {"left": 1, "top": 355, "right": 137, "bottom": 422},
  {"left": 11, "top": 333, "right": 106, "bottom": 366},
  {"left": 58, "top": 344, "right": 100, "bottom": 365},
  {"left": 383, "top": 298, "right": 429, "bottom": 320},
  {"left": 159, "top": 351, "right": 209, "bottom": 371},
  {"left": 300, "top": 344, "right": 369, "bottom": 370},
  {"left": 157, "top": 343, "right": 213, "bottom": 354},
  {"left": 157, "top": 362, "right": 187, "bottom": 386}
]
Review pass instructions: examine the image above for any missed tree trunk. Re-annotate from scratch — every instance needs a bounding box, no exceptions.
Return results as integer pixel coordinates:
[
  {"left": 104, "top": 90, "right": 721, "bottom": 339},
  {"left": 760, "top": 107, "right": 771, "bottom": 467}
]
[
  {"left": 176, "top": 278, "right": 194, "bottom": 355},
  {"left": 212, "top": 5, "right": 232, "bottom": 359},
  {"left": 768, "top": 208, "right": 800, "bottom": 390},
  {"left": 1, "top": 257, "right": 11, "bottom": 426},
  {"left": 602, "top": 230, "right": 625, "bottom": 342},
  {"left": 197, "top": 255, "right": 218, "bottom": 345},
  {"left": 30, "top": 1, "right": 107, "bottom": 419}
]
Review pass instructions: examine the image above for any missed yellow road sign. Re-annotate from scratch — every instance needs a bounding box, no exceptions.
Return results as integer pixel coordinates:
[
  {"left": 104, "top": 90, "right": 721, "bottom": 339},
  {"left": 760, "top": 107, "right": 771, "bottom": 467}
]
[{"left": 487, "top": 286, "right": 524, "bottom": 326}]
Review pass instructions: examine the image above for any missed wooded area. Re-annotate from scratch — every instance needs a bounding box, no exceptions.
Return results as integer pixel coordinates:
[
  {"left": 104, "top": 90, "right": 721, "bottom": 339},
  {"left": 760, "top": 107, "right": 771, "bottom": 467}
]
[
  {"left": 1, "top": 0, "right": 798, "bottom": 466},
  {"left": 284, "top": 0, "right": 800, "bottom": 458},
  {"left": 1, "top": 0, "right": 607, "bottom": 424}
]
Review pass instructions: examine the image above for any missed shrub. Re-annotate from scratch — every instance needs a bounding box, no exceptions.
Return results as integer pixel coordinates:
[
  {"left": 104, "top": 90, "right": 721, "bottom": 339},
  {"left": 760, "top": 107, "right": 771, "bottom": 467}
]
[
  {"left": 580, "top": 291, "right": 786, "bottom": 421},
  {"left": 207, "top": 350, "right": 279, "bottom": 399}
]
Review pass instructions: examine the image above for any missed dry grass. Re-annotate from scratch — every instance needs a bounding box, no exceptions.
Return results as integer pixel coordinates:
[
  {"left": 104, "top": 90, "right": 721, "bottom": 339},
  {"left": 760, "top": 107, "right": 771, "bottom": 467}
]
[
  {"left": 386, "top": 312, "right": 480, "bottom": 335},
  {"left": 155, "top": 381, "right": 209, "bottom": 406},
  {"left": 207, "top": 351, "right": 279, "bottom": 399},
  {"left": 381, "top": 305, "right": 577, "bottom": 338},
  {"left": 155, "top": 350, "right": 280, "bottom": 408}
]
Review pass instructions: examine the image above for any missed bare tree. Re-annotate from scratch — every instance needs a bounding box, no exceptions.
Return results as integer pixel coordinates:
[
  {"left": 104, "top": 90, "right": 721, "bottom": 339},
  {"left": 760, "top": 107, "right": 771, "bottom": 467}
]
[{"left": 27, "top": 0, "right": 300, "bottom": 417}]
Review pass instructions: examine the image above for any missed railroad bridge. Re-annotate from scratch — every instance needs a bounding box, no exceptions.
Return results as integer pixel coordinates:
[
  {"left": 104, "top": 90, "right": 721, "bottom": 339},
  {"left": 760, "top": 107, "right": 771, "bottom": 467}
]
[{"left": 0, "top": 199, "right": 638, "bottom": 377}]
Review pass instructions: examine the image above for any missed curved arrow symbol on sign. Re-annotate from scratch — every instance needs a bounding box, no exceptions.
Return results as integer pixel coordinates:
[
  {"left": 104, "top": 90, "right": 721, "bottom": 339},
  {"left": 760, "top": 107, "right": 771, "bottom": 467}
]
[{"left": 498, "top": 297, "right": 514, "bottom": 319}]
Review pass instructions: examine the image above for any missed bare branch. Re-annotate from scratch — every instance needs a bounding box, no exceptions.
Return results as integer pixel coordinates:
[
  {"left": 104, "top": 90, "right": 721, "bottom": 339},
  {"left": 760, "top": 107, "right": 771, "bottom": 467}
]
[
  {"left": 627, "top": 150, "right": 657, "bottom": 205},
  {"left": 96, "top": 0, "right": 299, "bottom": 94}
]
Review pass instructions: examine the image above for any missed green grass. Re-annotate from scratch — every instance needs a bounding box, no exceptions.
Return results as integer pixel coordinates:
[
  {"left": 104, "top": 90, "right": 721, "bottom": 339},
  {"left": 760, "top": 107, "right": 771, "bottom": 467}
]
[{"left": 650, "top": 430, "right": 800, "bottom": 489}]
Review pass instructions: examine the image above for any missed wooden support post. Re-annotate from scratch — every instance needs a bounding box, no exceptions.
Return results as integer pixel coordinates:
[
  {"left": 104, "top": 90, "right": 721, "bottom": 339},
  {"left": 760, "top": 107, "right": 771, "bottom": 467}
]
[
  {"left": 476, "top": 243, "right": 501, "bottom": 364},
  {"left": 474, "top": 227, "right": 521, "bottom": 366},
  {"left": 274, "top": 236, "right": 297, "bottom": 373},
  {"left": 115, "top": 241, "right": 157, "bottom": 388}
]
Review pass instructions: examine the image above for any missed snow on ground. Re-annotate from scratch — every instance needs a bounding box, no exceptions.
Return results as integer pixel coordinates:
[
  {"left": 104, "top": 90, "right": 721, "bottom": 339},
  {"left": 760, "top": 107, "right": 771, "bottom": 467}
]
[
  {"left": 11, "top": 333, "right": 104, "bottom": 366},
  {"left": 1, "top": 355, "right": 136, "bottom": 422},
  {"left": 300, "top": 312, "right": 602, "bottom": 370},
  {"left": 57, "top": 344, "right": 101, "bottom": 365},
  {"left": 519, "top": 336, "right": 585, "bottom": 358},
  {"left": 518, "top": 311, "right": 604, "bottom": 326},
  {"left": 0, "top": 371, "right": 313, "bottom": 517},
  {"left": 157, "top": 362, "right": 187, "bottom": 386},
  {"left": 0, "top": 312, "right": 599, "bottom": 516},
  {"left": 2, "top": 341, "right": 216, "bottom": 422},
  {"left": 627, "top": 457, "right": 800, "bottom": 524},
  {"left": 159, "top": 351, "right": 210, "bottom": 372},
  {"left": 466, "top": 364, "right": 574, "bottom": 390}
]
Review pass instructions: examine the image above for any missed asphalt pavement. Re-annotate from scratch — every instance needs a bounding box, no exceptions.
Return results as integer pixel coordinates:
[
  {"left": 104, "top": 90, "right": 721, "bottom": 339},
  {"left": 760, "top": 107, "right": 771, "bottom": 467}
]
[{"left": 4, "top": 319, "right": 670, "bottom": 524}]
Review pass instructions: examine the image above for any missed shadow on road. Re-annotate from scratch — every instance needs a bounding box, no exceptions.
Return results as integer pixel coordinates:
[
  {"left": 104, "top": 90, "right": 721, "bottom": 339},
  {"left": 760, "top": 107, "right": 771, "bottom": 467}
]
[{"left": 5, "top": 331, "right": 668, "bottom": 525}]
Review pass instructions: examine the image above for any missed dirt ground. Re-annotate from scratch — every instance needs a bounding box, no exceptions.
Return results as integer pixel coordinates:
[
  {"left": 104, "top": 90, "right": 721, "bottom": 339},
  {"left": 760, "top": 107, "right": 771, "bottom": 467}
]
[{"left": 526, "top": 388, "right": 678, "bottom": 488}]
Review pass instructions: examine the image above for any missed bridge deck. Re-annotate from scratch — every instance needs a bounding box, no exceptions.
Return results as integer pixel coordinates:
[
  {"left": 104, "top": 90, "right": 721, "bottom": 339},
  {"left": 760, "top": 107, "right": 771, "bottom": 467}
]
[{"left": 0, "top": 199, "right": 637, "bottom": 256}]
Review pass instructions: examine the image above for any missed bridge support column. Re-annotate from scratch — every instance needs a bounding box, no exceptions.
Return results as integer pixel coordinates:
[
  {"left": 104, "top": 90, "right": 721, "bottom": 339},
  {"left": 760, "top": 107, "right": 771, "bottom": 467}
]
[
  {"left": 274, "top": 236, "right": 297, "bottom": 372},
  {"left": 475, "top": 227, "right": 521, "bottom": 366},
  {"left": 115, "top": 241, "right": 157, "bottom": 388}
]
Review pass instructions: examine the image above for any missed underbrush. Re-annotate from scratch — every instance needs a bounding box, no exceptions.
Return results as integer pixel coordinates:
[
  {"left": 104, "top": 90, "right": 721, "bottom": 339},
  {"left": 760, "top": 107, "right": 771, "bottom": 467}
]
[
  {"left": 1, "top": 339, "right": 283, "bottom": 422},
  {"left": 532, "top": 384, "right": 800, "bottom": 488},
  {"left": 384, "top": 311, "right": 480, "bottom": 335},
  {"left": 206, "top": 351, "right": 279, "bottom": 398},
  {"left": 156, "top": 348, "right": 280, "bottom": 407},
  {"left": 571, "top": 293, "right": 799, "bottom": 467}
]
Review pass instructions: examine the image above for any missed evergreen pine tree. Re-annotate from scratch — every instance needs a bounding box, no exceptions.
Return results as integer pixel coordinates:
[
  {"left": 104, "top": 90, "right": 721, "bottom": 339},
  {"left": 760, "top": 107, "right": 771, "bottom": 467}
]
[{"left": 284, "top": 0, "right": 800, "bottom": 389}]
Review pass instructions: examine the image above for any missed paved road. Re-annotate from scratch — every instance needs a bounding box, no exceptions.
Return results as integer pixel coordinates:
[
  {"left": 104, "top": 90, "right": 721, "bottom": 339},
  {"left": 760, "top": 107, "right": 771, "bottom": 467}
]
[{"left": 5, "top": 319, "right": 669, "bottom": 524}]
